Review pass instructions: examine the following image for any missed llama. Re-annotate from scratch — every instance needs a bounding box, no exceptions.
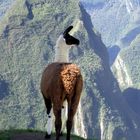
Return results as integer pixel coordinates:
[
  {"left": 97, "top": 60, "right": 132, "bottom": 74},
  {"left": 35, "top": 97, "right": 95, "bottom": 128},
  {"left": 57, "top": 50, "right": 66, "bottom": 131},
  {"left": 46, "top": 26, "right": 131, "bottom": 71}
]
[{"left": 40, "top": 26, "right": 83, "bottom": 140}]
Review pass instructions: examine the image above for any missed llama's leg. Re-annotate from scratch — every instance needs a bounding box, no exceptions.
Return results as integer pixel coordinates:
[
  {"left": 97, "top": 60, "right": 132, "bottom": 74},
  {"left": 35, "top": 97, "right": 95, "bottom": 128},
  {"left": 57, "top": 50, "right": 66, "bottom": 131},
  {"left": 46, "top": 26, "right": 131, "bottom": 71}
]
[
  {"left": 66, "top": 76, "right": 83, "bottom": 140},
  {"left": 53, "top": 105, "right": 62, "bottom": 140},
  {"left": 66, "top": 99, "right": 80, "bottom": 140},
  {"left": 61, "top": 101, "right": 68, "bottom": 134},
  {"left": 66, "top": 100, "right": 72, "bottom": 140},
  {"left": 43, "top": 96, "right": 52, "bottom": 139}
]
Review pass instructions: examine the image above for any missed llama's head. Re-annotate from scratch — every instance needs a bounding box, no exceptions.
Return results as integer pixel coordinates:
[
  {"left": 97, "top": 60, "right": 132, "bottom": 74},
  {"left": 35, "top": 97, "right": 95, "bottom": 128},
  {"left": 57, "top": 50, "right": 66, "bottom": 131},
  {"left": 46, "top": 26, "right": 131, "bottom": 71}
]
[
  {"left": 63, "top": 26, "right": 80, "bottom": 46},
  {"left": 55, "top": 26, "right": 80, "bottom": 62}
]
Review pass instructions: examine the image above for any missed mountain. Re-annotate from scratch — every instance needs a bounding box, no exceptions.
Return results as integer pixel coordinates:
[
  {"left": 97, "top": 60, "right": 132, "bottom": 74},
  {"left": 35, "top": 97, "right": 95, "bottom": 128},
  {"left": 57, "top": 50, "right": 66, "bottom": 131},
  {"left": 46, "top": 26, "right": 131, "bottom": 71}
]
[
  {"left": 112, "top": 34, "right": 140, "bottom": 90},
  {"left": 81, "top": 0, "right": 140, "bottom": 65},
  {"left": 1, "top": 0, "right": 140, "bottom": 140},
  {"left": 112, "top": 34, "right": 140, "bottom": 118},
  {"left": 0, "top": 0, "right": 14, "bottom": 20},
  {"left": 81, "top": 0, "right": 140, "bottom": 47},
  {"left": 81, "top": 0, "right": 140, "bottom": 125}
]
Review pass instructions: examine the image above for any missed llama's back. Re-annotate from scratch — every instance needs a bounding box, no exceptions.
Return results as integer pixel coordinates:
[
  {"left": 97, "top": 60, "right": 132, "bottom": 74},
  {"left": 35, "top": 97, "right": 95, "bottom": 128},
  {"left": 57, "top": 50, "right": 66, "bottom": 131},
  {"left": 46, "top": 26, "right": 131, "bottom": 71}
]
[{"left": 40, "top": 63, "right": 82, "bottom": 98}]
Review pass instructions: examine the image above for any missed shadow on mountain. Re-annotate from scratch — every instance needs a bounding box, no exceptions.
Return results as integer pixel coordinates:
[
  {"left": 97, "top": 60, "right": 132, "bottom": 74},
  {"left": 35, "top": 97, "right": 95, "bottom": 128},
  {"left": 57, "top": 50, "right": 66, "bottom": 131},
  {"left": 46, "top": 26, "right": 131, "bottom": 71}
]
[
  {"left": 0, "top": 76, "right": 10, "bottom": 100},
  {"left": 121, "top": 26, "right": 140, "bottom": 47},
  {"left": 123, "top": 88, "right": 140, "bottom": 115},
  {"left": 25, "top": 0, "right": 34, "bottom": 20},
  {"left": 108, "top": 45, "right": 120, "bottom": 66},
  {"left": 80, "top": 3, "right": 109, "bottom": 64}
]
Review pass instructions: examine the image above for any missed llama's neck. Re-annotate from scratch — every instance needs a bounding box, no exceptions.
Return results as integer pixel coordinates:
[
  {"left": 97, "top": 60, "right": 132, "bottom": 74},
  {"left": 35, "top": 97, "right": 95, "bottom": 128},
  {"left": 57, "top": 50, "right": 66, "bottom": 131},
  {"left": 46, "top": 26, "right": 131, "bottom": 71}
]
[
  {"left": 54, "top": 35, "right": 70, "bottom": 62},
  {"left": 55, "top": 47, "right": 69, "bottom": 62}
]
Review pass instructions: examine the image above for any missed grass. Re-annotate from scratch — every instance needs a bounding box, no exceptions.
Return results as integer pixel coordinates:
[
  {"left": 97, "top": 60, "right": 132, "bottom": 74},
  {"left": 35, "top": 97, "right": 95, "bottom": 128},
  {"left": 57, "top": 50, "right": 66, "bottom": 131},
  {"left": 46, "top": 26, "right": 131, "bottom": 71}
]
[
  {"left": 0, "top": 129, "right": 39, "bottom": 140},
  {"left": 0, "top": 129, "right": 95, "bottom": 140}
]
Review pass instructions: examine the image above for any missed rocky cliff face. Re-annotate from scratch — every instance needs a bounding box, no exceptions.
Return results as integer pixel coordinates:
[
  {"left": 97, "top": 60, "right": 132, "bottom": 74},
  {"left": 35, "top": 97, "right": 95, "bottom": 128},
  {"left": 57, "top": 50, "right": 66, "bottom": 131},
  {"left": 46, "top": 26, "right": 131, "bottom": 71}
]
[
  {"left": 82, "top": 1, "right": 140, "bottom": 124},
  {"left": 81, "top": 0, "right": 140, "bottom": 47},
  {"left": 112, "top": 55, "right": 133, "bottom": 90},
  {"left": 112, "top": 34, "right": 140, "bottom": 122},
  {"left": 1, "top": 0, "right": 140, "bottom": 140}
]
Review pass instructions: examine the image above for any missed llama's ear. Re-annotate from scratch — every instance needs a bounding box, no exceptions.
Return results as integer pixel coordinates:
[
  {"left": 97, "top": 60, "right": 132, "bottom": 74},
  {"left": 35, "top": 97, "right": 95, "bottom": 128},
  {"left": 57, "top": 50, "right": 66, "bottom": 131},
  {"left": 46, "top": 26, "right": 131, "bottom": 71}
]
[{"left": 63, "top": 26, "right": 73, "bottom": 37}]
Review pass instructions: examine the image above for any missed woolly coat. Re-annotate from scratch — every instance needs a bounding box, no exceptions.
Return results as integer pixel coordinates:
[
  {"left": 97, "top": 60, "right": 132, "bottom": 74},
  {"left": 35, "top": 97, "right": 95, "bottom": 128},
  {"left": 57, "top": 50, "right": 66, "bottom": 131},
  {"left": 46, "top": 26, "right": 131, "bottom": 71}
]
[{"left": 41, "top": 62, "right": 83, "bottom": 107}]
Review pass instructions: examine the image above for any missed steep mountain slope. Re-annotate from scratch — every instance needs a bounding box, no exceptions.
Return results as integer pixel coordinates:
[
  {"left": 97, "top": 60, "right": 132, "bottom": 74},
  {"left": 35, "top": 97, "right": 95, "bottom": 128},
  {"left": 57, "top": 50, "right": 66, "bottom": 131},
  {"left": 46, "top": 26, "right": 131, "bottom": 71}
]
[
  {"left": 81, "top": 0, "right": 140, "bottom": 47},
  {"left": 1, "top": 0, "right": 140, "bottom": 140},
  {"left": 81, "top": 0, "right": 140, "bottom": 67},
  {"left": 112, "top": 34, "right": 140, "bottom": 118},
  {"left": 82, "top": 0, "right": 140, "bottom": 94},
  {"left": 113, "top": 34, "right": 140, "bottom": 90},
  {"left": 0, "top": 0, "right": 15, "bottom": 20},
  {"left": 82, "top": 1, "right": 140, "bottom": 118}
]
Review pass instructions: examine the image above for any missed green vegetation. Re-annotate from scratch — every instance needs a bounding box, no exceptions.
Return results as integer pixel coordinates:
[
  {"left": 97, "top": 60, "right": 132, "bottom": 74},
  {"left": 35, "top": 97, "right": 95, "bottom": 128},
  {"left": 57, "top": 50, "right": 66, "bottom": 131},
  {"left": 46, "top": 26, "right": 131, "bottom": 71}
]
[
  {"left": 120, "top": 34, "right": 140, "bottom": 88},
  {"left": 0, "top": 129, "right": 39, "bottom": 140},
  {"left": 0, "top": 129, "right": 93, "bottom": 140},
  {"left": 0, "top": 0, "right": 28, "bottom": 33}
]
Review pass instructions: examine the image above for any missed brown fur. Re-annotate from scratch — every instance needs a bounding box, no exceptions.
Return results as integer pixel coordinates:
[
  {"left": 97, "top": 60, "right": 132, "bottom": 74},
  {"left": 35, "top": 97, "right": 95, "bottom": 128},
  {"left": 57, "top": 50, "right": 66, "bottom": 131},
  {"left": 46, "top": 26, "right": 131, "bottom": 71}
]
[
  {"left": 40, "top": 62, "right": 83, "bottom": 140},
  {"left": 60, "top": 63, "right": 81, "bottom": 94}
]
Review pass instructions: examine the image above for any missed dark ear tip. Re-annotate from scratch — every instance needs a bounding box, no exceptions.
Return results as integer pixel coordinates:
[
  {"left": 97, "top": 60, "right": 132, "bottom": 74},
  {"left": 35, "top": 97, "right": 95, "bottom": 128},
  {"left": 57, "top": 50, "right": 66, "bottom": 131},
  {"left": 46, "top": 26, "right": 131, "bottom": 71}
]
[
  {"left": 66, "top": 26, "right": 73, "bottom": 30},
  {"left": 69, "top": 26, "right": 73, "bottom": 29},
  {"left": 63, "top": 26, "right": 73, "bottom": 35}
]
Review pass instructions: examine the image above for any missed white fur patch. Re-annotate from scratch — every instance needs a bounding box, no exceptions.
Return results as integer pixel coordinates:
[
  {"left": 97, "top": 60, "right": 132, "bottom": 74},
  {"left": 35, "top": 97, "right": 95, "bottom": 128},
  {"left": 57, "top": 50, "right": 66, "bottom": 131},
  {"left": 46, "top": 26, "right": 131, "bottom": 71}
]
[
  {"left": 46, "top": 109, "right": 52, "bottom": 135},
  {"left": 63, "top": 101, "right": 68, "bottom": 119},
  {"left": 54, "top": 35, "right": 70, "bottom": 62},
  {"left": 62, "top": 101, "right": 68, "bottom": 132}
]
